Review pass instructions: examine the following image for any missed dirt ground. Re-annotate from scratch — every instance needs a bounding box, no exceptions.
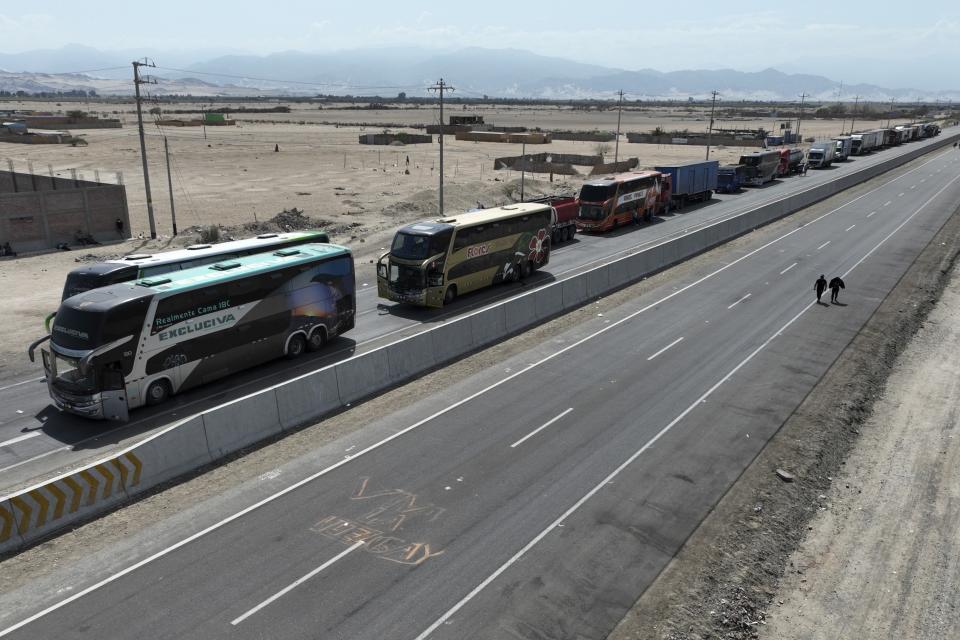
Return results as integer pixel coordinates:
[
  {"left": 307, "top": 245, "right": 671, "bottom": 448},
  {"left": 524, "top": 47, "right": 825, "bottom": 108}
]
[
  {"left": 609, "top": 203, "right": 960, "bottom": 639},
  {"left": 0, "top": 101, "right": 918, "bottom": 385}
]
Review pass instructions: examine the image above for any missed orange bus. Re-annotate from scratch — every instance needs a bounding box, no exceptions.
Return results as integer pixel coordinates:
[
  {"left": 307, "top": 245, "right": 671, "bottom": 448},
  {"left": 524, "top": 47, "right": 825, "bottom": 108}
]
[{"left": 575, "top": 171, "right": 664, "bottom": 232}]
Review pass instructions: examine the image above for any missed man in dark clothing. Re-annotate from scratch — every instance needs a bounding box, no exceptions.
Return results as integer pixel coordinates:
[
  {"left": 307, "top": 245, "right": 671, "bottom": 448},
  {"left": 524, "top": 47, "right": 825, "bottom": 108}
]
[
  {"left": 815, "top": 274, "right": 827, "bottom": 303},
  {"left": 829, "top": 276, "right": 845, "bottom": 303}
]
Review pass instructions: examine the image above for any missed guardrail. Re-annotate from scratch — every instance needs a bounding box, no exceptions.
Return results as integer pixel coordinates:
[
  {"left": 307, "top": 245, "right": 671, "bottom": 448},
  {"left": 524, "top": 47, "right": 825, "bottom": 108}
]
[{"left": 2, "top": 132, "right": 957, "bottom": 555}]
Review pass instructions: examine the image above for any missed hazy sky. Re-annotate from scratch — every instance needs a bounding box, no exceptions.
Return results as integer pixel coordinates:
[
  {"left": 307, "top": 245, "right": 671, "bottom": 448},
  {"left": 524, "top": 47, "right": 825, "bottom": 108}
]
[{"left": 2, "top": 1, "right": 959, "bottom": 88}]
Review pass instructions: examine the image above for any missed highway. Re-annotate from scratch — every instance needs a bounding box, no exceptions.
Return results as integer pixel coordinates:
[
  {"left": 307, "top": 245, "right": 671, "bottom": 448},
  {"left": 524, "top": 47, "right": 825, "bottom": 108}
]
[
  {"left": 0, "top": 132, "right": 953, "bottom": 495},
  {"left": 1, "top": 140, "right": 957, "bottom": 638}
]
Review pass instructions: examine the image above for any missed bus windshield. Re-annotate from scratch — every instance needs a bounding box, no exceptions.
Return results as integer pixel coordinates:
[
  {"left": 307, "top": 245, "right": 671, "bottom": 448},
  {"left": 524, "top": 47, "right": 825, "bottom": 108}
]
[
  {"left": 578, "top": 184, "right": 616, "bottom": 202},
  {"left": 740, "top": 156, "right": 761, "bottom": 166},
  {"left": 391, "top": 230, "right": 452, "bottom": 261}
]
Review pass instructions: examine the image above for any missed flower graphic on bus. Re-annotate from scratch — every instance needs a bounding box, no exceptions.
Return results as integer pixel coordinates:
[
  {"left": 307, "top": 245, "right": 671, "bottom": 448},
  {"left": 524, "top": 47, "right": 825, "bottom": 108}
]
[{"left": 527, "top": 228, "right": 548, "bottom": 264}]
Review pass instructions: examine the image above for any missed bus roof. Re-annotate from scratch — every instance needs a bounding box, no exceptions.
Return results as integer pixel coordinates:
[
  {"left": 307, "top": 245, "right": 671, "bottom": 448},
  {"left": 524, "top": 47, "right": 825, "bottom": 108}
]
[
  {"left": 96, "top": 230, "right": 329, "bottom": 269},
  {"left": 411, "top": 202, "right": 552, "bottom": 230},
  {"left": 583, "top": 170, "right": 660, "bottom": 186},
  {"left": 63, "top": 242, "right": 350, "bottom": 306}
]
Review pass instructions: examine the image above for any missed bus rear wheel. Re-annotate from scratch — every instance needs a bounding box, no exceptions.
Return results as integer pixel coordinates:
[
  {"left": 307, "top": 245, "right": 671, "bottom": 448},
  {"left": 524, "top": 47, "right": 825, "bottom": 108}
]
[
  {"left": 285, "top": 334, "right": 307, "bottom": 359},
  {"left": 145, "top": 379, "right": 171, "bottom": 406},
  {"left": 443, "top": 285, "right": 457, "bottom": 305},
  {"left": 307, "top": 328, "right": 327, "bottom": 352}
]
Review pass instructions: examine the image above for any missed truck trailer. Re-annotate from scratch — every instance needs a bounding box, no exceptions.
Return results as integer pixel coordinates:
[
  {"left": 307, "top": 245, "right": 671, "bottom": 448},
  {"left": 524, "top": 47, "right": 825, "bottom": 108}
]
[
  {"left": 776, "top": 148, "right": 805, "bottom": 176},
  {"left": 807, "top": 141, "right": 836, "bottom": 168},
  {"left": 653, "top": 160, "right": 719, "bottom": 210},
  {"left": 528, "top": 195, "right": 578, "bottom": 244},
  {"left": 717, "top": 164, "right": 747, "bottom": 193}
]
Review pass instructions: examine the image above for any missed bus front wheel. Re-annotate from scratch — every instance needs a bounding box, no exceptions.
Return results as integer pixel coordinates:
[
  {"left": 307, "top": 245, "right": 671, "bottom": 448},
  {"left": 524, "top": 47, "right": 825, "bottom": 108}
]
[
  {"left": 145, "top": 379, "right": 171, "bottom": 406},
  {"left": 443, "top": 285, "right": 457, "bottom": 306},
  {"left": 285, "top": 334, "right": 307, "bottom": 359}
]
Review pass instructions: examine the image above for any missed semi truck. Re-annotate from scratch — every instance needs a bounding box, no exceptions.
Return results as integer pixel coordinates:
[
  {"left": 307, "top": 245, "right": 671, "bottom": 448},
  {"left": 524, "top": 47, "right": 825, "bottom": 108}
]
[
  {"left": 653, "top": 160, "right": 719, "bottom": 210},
  {"left": 851, "top": 130, "right": 881, "bottom": 155},
  {"left": 807, "top": 141, "right": 836, "bottom": 168},
  {"left": 717, "top": 164, "right": 747, "bottom": 193},
  {"left": 738, "top": 150, "right": 780, "bottom": 186},
  {"left": 776, "top": 148, "right": 805, "bottom": 176},
  {"left": 834, "top": 136, "right": 853, "bottom": 161},
  {"left": 528, "top": 195, "right": 578, "bottom": 244}
]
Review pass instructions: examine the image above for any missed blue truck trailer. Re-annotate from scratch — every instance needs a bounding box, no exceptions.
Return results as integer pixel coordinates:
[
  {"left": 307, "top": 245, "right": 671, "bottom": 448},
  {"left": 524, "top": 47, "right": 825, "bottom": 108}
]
[
  {"left": 654, "top": 160, "right": 719, "bottom": 210},
  {"left": 716, "top": 164, "right": 747, "bottom": 193}
]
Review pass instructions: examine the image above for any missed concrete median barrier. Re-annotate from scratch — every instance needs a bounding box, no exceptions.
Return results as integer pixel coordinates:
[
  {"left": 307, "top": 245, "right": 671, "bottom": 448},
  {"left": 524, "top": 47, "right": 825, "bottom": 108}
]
[
  {"left": 469, "top": 304, "right": 507, "bottom": 348},
  {"left": 561, "top": 275, "right": 588, "bottom": 309},
  {"left": 386, "top": 331, "right": 437, "bottom": 383},
  {"left": 504, "top": 291, "right": 539, "bottom": 333},
  {"left": 430, "top": 319, "right": 475, "bottom": 366},
  {"left": 533, "top": 285, "right": 564, "bottom": 320},
  {"left": 203, "top": 392, "right": 282, "bottom": 458},
  {"left": 275, "top": 367, "right": 342, "bottom": 430},
  {"left": 585, "top": 265, "right": 610, "bottom": 299},
  {"left": 129, "top": 416, "right": 213, "bottom": 488},
  {"left": 335, "top": 348, "right": 392, "bottom": 405},
  {"left": 0, "top": 498, "right": 23, "bottom": 555}
]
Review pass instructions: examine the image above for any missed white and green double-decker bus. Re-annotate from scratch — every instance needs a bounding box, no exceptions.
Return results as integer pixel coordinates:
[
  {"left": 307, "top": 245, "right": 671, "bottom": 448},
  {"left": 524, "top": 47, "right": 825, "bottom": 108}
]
[
  {"left": 33, "top": 243, "right": 354, "bottom": 421},
  {"left": 376, "top": 203, "right": 553, "bottom": 307}
]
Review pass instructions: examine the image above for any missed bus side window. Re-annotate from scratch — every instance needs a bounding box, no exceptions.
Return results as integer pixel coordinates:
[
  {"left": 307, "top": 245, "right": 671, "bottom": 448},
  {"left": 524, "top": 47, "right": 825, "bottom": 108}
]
[
  {"left": 141, "top": 264, "right": 180, "bottom": 278},
  {"left": 453, "top": 227, "right": 473, "bottom": 251}
]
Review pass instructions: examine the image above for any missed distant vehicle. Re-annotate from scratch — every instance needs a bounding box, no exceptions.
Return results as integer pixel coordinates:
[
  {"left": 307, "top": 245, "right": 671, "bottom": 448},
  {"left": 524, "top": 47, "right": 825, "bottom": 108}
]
[
  {"left": 717, "top": 164, "right": 748, "bottom": 193},
  {"left": 807, "top": 141, "right": 837, "bottom": 168},
  {"left": 527, "top": 195, "right": 578, "bottom": 244},
  {"left": 896, "top": 124, "right": 919, "bottom": 142},
  {"left": 47, "top": 231, "right": 330, "bottom": 331},
  {"left": 738, "top": 150, "right": 781, "bottom": 186},
  {"left": 377, "top": 203, "right": 553, "bottom": 307},
  {"left": 33, "top": 243, "right": 355, "bottom": 420},
  {"left": 850, "top": 131, "right": 882, "bottom": 155},
  {"left": 654, "top": 160, "right": 718, "bottom": 209},
  {"left": 776, "top": 148, "right": 806, "bottom": 176},
  {"left": 575, "top": 171, "right": 664, "bottom": 231},
  {"left": 834, "top": 136, "right": 853, "bottom": 161}
]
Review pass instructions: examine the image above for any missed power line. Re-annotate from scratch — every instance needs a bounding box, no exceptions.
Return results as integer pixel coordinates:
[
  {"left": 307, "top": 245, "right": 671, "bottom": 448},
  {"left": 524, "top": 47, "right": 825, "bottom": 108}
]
[{"left": 154, "top": 66, "right": 423, "bottom": 92}]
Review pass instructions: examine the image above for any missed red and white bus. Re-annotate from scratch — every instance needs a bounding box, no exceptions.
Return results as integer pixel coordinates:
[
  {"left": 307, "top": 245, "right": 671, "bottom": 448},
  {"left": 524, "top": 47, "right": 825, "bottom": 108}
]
[{"left": 575, "top": 171, "right": 665, "bottom": 232}]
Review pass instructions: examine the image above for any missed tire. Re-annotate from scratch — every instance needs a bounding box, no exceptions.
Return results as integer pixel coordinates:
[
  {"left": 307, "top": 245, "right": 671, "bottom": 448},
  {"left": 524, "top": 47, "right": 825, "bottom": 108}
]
[
  {"left": 705, "top": 190, "right": 713, "bottom": 200},
  {"left": 285, "top": 333, "right": 307, "bottom": 359},
  {"left": 519, "top": 260, "right": 532, "bottom": 280},
  {"left": 443, "top": 285, "right": 457, "bottom": 305},
  {"left": 145, "top": 379, "right": 170, "bottom": 407},
  {"left": 552, "top": 228, "right": 560, "bottom": 244},
  {"left": 307, "top": 328, "right": 326, "bottom": 352},
  {"left": 560, "top": 225, "right": 569, "bottom": 242},
  {"left": 567, "top": 225, "right": 575, "bottom": 241}
]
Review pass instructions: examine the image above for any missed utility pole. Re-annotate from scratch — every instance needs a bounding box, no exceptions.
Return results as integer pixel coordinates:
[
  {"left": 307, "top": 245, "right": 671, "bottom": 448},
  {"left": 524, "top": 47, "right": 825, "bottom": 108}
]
[
  {"left": 796, "top": 92, "right": 809, "bottom": 141},
  {"left": 614, "top": 90, "right": 624, "bottom": 163},
  {"left": 163, "top": 136, "right": 178, "bottom": 236},
  {"left": 520, "top": 141, "right": 526, "bottom": 201},
  {"left": 133, "top": 59, "right": 158, "bottom": 239},
  {"left": 887, "top": 98, "right": 895, "bottom": 128},
  {"left": 427, "top": 78, "right": 454, "bottom": 216},
  {"left": 848, "top": 95, "right": 861, "bottom": 134},
  {"left": 705, "top": 90, "right": 719, "bottom": 160}
]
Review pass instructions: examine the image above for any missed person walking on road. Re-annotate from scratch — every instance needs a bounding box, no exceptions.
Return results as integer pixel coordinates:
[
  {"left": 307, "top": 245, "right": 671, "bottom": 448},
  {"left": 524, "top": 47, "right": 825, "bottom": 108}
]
[
  {"left": 815, "top": 274, "right": 828, "bottom": 303},
  {"left": 829, "top": 276, "right": 845, "bottom": 303}
]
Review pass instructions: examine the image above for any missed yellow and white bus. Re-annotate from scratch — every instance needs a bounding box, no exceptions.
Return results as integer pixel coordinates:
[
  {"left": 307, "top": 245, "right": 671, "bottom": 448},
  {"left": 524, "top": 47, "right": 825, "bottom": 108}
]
[{"left": 377, "top": 203, "right": 553, "bottom": 307}]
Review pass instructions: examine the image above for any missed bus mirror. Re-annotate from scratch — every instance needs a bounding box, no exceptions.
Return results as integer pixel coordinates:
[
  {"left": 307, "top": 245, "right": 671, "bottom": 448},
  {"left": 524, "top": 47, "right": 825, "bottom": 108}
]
[{"left": 377, "top": 262, "right": 387, "bottom": 279}]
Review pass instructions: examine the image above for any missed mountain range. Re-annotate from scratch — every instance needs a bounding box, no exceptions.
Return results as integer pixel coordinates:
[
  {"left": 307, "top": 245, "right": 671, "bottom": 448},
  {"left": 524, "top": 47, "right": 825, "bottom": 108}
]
[{"left": 1, "top": 45, "right": 957, "bottom": 102}]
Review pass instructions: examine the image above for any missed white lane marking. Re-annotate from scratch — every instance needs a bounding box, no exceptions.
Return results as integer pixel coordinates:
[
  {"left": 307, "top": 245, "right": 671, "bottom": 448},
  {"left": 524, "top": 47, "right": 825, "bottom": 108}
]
[
  {"left": 910, "top": 185, "right": 916, "bottom": 190},
  {"left": 867, "top": 211, "right": 877, "bottom": 218},
  {"left": 0, "top": 446, "right": 69, "bottom": 475},
  {"left": 1, "top": 150, "right": 952, "bottom": 638},
  {"left": 816, "top": 241, "right": 831, "bottom": 251},
  {"left": 0, "top": 378, "right": 43, "bottom": 392},
  {"left": 414, "top": 298, "right": 819, "bottom": 640},
  {"left": 780, "top": 262, "right": 797, "bottom": 275},
  {"left": 647, "top": 337, "right": 684, "bottom": 361},
  {"left": 921, "top": 178, "right": 926, "bottom": 183},
  {"left": 898, "top": 192, "right": 904, "bottom": 197},
  {"left": 230, "top": 542, "right": 363, "bottom": 626},
  {"left": 0, "top": 432, "right": 41, "bottom": 448},
  {"left": 846, "top": 224, "right": 856, "bottom": 232},
  {"left": 510, "top": 408, "right": 574, "bottom": 448},
  {"left": 727, "top": 293, "right": 751, "bottom": 310},
  {"left": 412, "top": 166, "right": 960, "bottom": 640},
  {"left": 884, "top": 201, "right": 891, "bottom": 206}
]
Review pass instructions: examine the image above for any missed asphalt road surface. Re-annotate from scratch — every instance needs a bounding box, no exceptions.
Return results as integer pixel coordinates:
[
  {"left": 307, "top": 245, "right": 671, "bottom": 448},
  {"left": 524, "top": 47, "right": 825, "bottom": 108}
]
[
  {"left": 0, "top": 133, "right": 954, "bottom": 495},
  {"left": 1, "top": 145, "right": 958, "bottom": 639}
]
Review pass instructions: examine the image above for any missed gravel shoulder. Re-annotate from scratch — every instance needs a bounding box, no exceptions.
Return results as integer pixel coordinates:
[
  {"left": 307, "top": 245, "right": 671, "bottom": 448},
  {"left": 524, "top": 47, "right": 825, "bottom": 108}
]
[{"left": 609, "top": 202, "right": 960, "bottom": 639}]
